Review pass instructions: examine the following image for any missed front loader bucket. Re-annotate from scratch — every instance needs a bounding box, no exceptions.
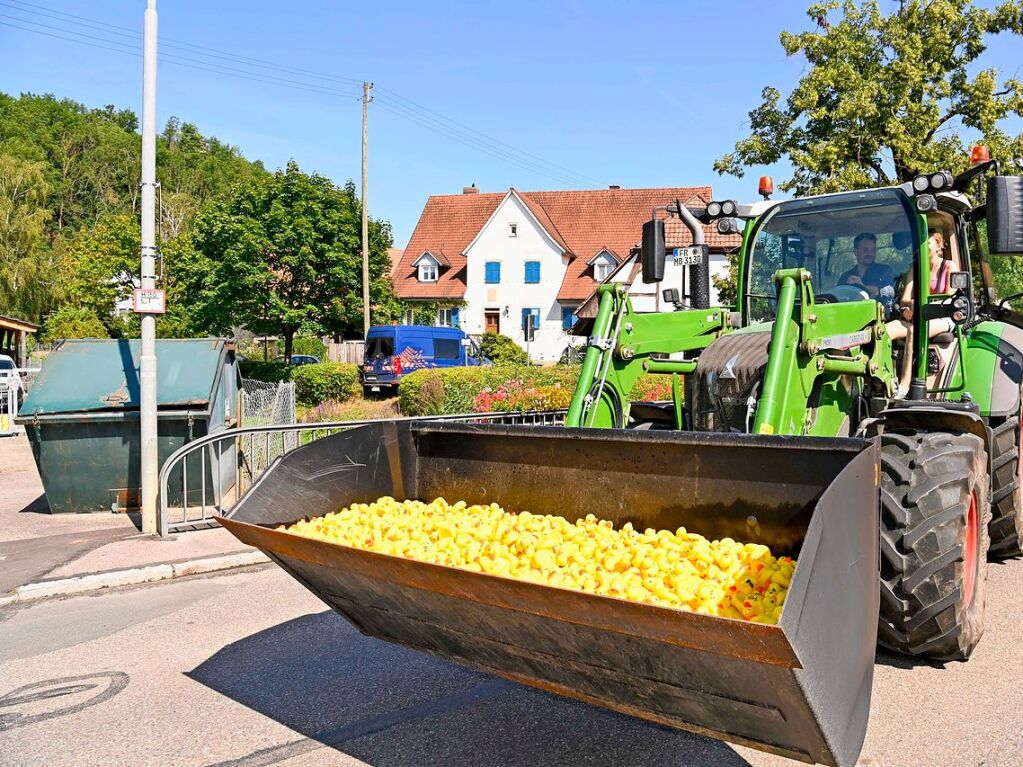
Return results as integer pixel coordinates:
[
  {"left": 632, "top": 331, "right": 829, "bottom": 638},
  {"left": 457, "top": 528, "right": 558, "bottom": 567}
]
[{"left": 220, "top": 422, "right": 879, "bottom": 766}]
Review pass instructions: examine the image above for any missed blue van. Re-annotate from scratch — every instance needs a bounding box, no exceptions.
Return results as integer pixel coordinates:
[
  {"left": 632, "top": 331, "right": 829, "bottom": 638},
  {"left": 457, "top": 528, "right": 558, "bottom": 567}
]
[{"left": 360, "top": 325, "right": 488, "bottom": 393}]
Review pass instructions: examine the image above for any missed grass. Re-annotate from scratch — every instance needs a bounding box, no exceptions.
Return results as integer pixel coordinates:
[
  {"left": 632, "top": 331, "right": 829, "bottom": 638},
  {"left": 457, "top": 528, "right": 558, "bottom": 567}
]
[{"left": 297, "top": 395, "right": 399, "bottom": 423}]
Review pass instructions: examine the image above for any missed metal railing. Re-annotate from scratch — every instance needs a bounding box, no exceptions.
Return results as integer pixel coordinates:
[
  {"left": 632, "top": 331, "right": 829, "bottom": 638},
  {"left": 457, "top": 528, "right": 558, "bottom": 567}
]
[{"left": 157, "top": 409, "right": 567, "bottom": 536}]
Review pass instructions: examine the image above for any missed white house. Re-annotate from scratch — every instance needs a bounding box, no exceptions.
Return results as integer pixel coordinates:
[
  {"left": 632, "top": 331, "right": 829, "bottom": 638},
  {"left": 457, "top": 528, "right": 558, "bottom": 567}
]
[{"left": 392, "top": 185, "right": 740, "bottom": 362}]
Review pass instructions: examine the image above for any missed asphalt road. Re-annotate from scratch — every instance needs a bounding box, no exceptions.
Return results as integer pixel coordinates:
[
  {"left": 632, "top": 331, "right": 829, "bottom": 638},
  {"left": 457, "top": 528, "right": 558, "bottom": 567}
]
[{"left": 1, "top": 559, "right": 1021, "bottom": 767}]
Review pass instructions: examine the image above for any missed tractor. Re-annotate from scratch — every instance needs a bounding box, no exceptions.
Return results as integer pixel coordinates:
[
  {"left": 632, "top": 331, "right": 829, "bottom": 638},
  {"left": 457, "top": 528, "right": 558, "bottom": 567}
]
[
  {"left": 218, "top": 152, "right": 1023, "bottom": 765},
  {"left": 567, "top": 149, "right": 1023, "bottom": 661}
]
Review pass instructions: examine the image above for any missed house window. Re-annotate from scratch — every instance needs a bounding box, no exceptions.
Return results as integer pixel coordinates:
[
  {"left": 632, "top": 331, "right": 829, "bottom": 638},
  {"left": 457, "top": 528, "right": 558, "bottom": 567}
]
[
  {"left": 436, "top": 307, "right": 460, "bottom": 328},
  {"left": 561, "top": 306, "right": 577, "bottom": 330},
  {"left": 524, "top": 261, "right": 540, "bottom": 284},
  {"left": 419, "top": 263, "right": 438, "bottom": 282},
  {"left": 521, "top": 307, "right": 541, "bottom": 335},
  {"left": 485, "top": 261, "right": 501, "bottom": 284},
  {"left": 509, "top": 223, "right": 518, "bottom": 237},
  {"left": 403, "top": 308, "right": 416, "bottom": 325},
  {"left": 594, "top": 262, "right": 611, "bottom": 281}
]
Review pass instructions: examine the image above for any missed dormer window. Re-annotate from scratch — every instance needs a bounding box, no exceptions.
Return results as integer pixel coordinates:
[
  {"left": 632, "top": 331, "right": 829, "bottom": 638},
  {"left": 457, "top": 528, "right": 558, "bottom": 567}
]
[
  {"left": 509, "top": 223, "right": 518, "bottom": 237},
  {"left": 588, "top": 249, "right": 619, "bottom": 283},
  {"left": 412, "top": 250, "right": 447, "bottom": 283}
]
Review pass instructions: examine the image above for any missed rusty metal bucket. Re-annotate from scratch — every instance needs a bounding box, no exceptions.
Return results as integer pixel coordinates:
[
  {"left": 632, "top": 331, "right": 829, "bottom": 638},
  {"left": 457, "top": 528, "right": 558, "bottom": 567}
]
[{"left": 219, "top": 421, "right": 879, "bottom": 766}]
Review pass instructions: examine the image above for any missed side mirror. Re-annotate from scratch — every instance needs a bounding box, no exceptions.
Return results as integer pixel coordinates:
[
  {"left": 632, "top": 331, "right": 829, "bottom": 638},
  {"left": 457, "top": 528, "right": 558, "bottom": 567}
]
[
  {"left": 641, "top": 218, "right": 666, "bottom": 284},
  {"left": 987, "top": 176, "right": 1023, "bottom": 255}
]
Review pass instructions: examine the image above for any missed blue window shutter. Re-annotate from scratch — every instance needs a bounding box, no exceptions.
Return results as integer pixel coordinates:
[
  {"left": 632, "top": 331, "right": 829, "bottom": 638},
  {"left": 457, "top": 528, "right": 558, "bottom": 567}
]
[
  {"left": 450, "top": 307, "right": 460, "bottom": 328},
  {"left": 485, "top": 262, "right": 500, "bottom": 284},
  {"left": 525, "top": 261, "right": 540, "bottom": 283},
  {"left": 562, "top": 307, "right": 575, "bottom": 330},
  {"left": 521, "top": 308, "right": 529, "bottom": 331}
]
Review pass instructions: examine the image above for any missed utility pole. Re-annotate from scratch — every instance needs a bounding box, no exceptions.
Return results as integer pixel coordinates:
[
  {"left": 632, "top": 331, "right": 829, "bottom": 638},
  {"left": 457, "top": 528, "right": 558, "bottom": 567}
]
[
  {"left": 139, "top": 0, "right": 159, "bottom": 534},
  {"left": 361, "top": 81, "right": 373, "bottom": 338}
]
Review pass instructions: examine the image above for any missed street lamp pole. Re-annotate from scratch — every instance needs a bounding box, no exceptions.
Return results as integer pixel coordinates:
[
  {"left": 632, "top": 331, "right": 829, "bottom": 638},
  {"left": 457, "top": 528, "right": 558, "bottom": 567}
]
[{"left": 139, "top": 0, "right": 159, "bottom": 534}]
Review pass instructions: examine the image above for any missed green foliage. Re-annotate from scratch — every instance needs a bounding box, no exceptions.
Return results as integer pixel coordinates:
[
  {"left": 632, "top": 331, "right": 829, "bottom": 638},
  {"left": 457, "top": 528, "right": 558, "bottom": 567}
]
[
  {"left": 40, "top": 306, "right": 107, "bottom": 342},
  {"left": 291, "top": 336, "right": 326, "bottom": 360},
  {"left": 399, "top": 365, "right": 581, "bottom": 416},
  {"left": 479, "top": 332, "right": 527, "bottom": 364},
  {"left": 712, "top": 248, "right": 742, "bottom": 307},
  {"left": 291, "top": 362, "right": 360, "bottom": 406},
  {"left": 716, "top": 1, "right": 1023, "bottom": 195},
  {"left": 182, "top": 161, "right": 393, "bottom": 355},
  {"left": 239, "top": 360, "right": 293, "bottom": 383},
  {"left": 0, "top": 92, "right": 266, "bottom": 328},
  {"left": 0, "top": 154, "right": 53, "bottom": 319}
]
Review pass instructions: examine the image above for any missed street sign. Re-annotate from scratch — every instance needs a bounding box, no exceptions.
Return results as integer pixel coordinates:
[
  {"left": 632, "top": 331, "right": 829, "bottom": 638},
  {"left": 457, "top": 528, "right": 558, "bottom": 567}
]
[
  {"left": 672, "top": 246, "right": 705, "bottom": 266},
  {"left": 133, "top": 288, "right": 166, "bottom": 314}
]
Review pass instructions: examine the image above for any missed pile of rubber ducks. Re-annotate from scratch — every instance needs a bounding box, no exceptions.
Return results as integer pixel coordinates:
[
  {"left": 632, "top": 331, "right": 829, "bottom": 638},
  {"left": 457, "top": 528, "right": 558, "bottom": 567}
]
[{"left": 280, "top": 497, "right": 795, "bottom": 624}]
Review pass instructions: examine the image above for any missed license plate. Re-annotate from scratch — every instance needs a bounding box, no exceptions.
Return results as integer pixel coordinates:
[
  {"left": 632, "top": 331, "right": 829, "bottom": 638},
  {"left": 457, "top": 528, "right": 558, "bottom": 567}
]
[{"left": 672, "top": 247, "right": 703, "bottom": 266}]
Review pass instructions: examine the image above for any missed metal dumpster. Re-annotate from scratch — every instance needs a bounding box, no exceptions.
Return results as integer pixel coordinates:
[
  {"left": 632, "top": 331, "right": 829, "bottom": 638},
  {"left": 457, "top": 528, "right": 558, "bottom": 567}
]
[
  {"left": 220, "top": 421, "right": 879, "bottom": 766},
  {"left": 18, "top": 338, "right": 240, "bottom": 513}
]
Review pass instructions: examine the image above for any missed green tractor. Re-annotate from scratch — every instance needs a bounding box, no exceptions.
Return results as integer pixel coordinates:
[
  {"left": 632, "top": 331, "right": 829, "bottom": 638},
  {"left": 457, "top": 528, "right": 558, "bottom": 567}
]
[
  {"left": 218, "top": 154, "right": 1023, "bottom": 765},
  {"left": 567, "top": 154, "right": 1023, "bottom": 661}
]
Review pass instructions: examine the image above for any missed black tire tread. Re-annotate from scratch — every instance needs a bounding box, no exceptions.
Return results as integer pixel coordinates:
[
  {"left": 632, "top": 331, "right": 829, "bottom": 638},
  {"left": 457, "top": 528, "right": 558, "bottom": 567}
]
[
  {"left": 879, "top": 428, "right": 990, "bottom": 660},
  {"left": 988, "top": 414, "right": 1023, "bottom": 558}
]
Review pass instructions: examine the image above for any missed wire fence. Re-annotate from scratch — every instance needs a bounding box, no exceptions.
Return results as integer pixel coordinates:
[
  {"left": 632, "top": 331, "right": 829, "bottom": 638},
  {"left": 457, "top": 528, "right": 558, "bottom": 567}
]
[{"left": 241, "top": 379, "right": 295, "bottom": 426}]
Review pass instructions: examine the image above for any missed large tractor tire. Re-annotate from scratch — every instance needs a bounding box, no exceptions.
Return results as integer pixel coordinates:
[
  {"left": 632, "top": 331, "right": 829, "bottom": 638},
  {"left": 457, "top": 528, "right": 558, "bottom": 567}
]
[
  {"left": 989, "top": 412, "right": 1023, "bottom": 557},
  {"left": 879, "top": 429, "right": 990, "bottom": 661}
]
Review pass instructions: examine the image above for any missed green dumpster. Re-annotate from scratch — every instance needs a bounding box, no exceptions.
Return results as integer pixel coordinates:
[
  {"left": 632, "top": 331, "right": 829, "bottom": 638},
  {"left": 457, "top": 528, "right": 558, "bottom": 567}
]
[{"left": 17, "top": 338, "right": 240, "bottom": 513}]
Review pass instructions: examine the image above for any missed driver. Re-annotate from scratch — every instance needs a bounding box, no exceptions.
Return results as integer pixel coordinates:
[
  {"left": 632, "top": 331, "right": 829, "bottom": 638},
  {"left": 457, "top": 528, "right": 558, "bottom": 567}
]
[{"left": 837, "top": 232, "right": 896, "bottom": 298}]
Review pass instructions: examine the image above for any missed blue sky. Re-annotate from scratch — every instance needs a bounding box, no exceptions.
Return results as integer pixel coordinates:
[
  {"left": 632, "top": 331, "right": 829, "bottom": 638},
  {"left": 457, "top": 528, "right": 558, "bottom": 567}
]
[{"left": 1, "top": 1, "right": 1020, "bottom": 246}]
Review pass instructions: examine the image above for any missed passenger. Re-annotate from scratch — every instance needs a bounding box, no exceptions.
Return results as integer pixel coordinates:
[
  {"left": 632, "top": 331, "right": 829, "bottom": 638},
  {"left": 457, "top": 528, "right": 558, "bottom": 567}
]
[
  {"left": 886, "top": 230, "right": 954, "bottom": 342},
  {"left": 886, "top": 229, "right": 956, "bottom": 394},
  {"left": 837, "top": 232, "right": 896, "bottom": 298}
]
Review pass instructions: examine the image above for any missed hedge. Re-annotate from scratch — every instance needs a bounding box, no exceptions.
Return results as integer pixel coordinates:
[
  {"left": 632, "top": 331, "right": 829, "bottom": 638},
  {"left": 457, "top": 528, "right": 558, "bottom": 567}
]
[
  {"left": 239, "top": 360, "right": 293, "bottom": 383},
  {"left": 291, "top": 362, "right": 360, "bottom": 406},
  {"left": 398, "top": 365, "right": 681, "bottom": 416},
  {"left": 399, "top": 365, "right": 580, "bottom": 416}
]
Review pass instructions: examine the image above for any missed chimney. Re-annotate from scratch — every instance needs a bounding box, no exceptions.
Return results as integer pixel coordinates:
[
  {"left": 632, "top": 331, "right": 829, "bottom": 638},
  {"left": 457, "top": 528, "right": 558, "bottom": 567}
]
[
  {"left": 463, "top": 183, "right": 479, "bottom": 194},
  {"left": 608, "top": 185, "right": 621, "bottom": 190}
]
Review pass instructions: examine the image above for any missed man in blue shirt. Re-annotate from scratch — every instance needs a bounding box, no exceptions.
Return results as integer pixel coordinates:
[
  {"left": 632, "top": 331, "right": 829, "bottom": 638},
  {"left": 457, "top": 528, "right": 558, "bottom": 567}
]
[{"left": 837, "top": 232, "right": 896, "bottom": 298}]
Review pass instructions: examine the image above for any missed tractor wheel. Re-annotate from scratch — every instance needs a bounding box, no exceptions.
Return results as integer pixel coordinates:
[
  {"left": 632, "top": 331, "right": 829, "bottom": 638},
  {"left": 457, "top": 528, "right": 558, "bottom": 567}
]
[
  {"left": 878, "top": 429, "right": 990, "bottom": 661},
  {"left": 988, "top": 412, "right": 1023, "bottom": 558}
]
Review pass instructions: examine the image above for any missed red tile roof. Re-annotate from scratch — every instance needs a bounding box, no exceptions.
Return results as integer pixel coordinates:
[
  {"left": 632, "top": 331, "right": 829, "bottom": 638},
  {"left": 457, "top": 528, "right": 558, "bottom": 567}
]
[
  {"left": 387, "top": 247, "right": 404, "bottom": 277},
  {"left": 393, "top": 186, "right": 741, "bottom": 301}
]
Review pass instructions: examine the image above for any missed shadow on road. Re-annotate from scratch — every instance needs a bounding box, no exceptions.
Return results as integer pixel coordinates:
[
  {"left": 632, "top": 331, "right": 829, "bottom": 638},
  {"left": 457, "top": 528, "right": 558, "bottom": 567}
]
[
  {"left": 17, "top": 493, "right": 50, "bottom": 515},
  {"left": 189, "top": 610, "right": 752, "bottom": 767}
]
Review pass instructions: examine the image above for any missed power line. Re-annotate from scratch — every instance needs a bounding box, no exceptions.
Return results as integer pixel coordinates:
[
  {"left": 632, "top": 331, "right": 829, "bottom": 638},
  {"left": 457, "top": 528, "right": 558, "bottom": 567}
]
[
  {"left": 0, "top": 19, "right": 363, "bottom": 101},
  {"left": 2, "top": 2, "right": 604, "bottom": 188},
  {"left": 2, "top": 0, "right": 364, "bottom": 87}
]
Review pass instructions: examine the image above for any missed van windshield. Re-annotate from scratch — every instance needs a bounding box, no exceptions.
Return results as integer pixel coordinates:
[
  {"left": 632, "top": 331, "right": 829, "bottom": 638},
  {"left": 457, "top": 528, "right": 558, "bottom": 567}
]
[{"left": 365, "top": 336, "right": 395, "bottom": 360}]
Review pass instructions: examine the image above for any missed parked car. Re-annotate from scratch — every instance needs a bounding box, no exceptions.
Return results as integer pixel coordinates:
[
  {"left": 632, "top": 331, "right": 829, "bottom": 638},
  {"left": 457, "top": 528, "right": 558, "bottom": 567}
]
[
  {"left": 0, "top": 353, "right": 23, "bottom": 412},
  {"left": 275, "top": 354, "right": 320, "bottom": 366},
  {"left": 360, "top": 325, "right": 488, "bottom": 394}
]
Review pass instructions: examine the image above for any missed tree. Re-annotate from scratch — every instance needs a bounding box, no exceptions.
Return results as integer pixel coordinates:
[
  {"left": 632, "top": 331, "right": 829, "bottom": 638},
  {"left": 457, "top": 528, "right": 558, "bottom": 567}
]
[
  {"left": 715, "top": 1, "right": 1023, "bottom": 195},
  {"left": 184, "top": 161, "right": 393, "bottom": 357},
  {"left": 0, "top": 154, "right": 53, "bottom": 319},
  {"left": 57, "top": 214, "right": 139, "bottom": 333},
  {"left": 40, "top": 306, "right": 107, "bottom": 343}
]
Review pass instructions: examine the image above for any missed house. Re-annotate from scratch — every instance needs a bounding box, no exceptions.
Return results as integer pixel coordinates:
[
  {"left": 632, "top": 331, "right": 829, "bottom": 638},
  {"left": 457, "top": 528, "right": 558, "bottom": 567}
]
[{"left": 392, "top": 185, "right": 740, "bottom": 362}]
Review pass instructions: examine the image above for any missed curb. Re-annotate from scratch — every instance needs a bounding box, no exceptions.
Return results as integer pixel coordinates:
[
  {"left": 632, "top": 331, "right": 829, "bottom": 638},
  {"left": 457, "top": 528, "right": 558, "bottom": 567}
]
[{"left": 0, "top": 550, "right": 270, "bottom": 608}]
